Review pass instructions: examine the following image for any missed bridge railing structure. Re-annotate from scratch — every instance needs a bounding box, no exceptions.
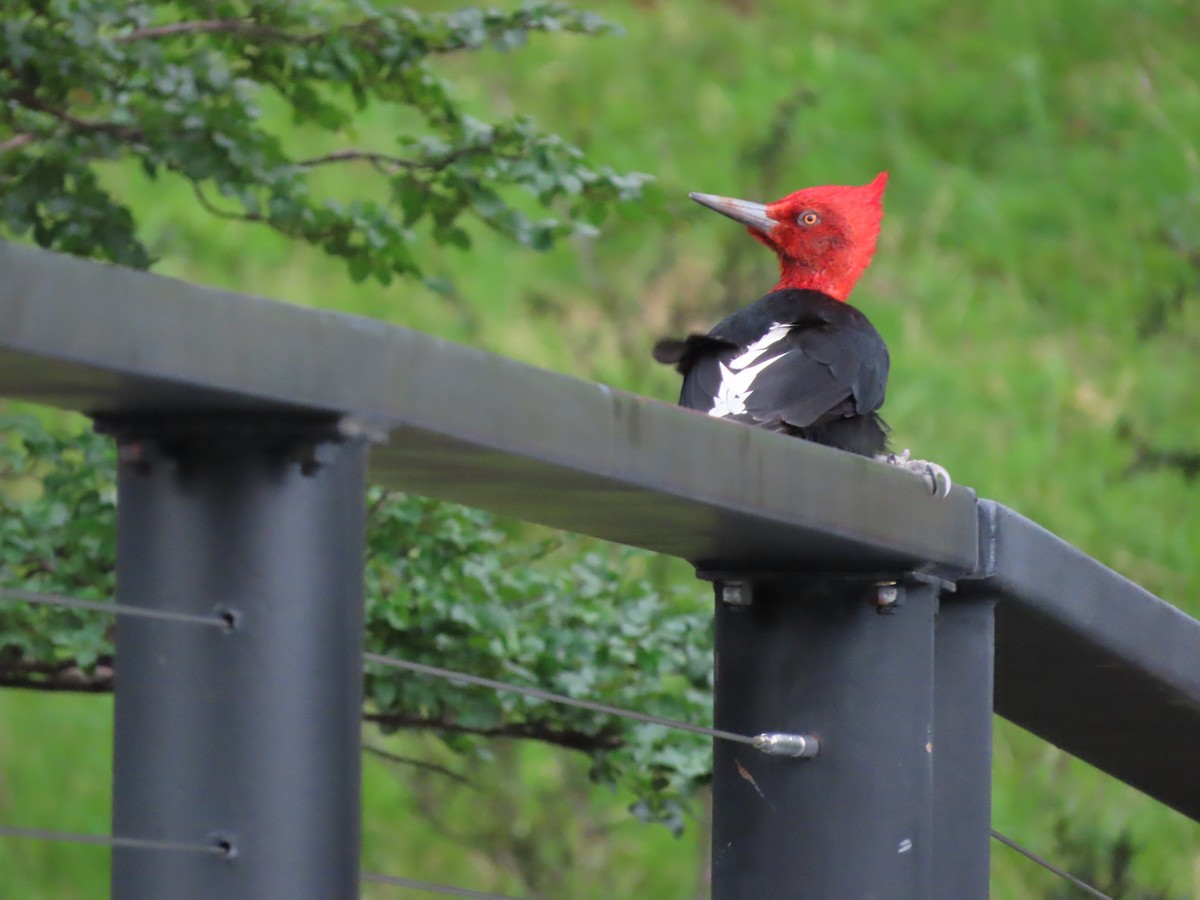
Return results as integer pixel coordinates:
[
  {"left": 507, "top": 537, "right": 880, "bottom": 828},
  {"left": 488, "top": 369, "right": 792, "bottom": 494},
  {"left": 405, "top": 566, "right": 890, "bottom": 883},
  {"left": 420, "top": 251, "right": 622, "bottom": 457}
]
[{"left": 1, "top": 241, "right": 1197, "bottom": 897}]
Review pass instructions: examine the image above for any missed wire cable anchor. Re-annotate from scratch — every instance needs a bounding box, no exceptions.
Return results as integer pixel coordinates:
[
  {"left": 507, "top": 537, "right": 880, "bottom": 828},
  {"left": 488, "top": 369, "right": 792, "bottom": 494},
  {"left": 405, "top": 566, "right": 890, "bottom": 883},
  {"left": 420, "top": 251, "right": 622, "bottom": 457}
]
[{"left": 752, "top": 732, "right": 820, "bottom": 758}]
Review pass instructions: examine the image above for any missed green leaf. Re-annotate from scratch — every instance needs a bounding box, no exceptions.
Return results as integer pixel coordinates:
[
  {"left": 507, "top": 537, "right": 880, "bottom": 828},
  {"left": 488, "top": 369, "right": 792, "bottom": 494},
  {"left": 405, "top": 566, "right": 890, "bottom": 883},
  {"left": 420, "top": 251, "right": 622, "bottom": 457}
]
[{"left": 0, "top": 0, "right": 641, "bottom": 284}]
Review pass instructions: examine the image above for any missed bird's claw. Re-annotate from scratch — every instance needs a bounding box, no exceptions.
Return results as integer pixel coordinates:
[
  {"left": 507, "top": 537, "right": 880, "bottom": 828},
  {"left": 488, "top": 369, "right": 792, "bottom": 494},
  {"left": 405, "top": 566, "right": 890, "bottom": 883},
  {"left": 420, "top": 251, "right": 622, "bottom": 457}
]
[{"left": 876, "top": 449, "right": 953, "bottom": 497}]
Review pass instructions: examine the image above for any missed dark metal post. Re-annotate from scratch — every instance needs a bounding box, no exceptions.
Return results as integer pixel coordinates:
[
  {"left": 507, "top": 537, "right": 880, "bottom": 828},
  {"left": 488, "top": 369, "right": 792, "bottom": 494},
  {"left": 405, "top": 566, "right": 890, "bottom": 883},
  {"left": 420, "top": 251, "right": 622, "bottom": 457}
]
[
  {"left": 107, "top": 417, "right": 367, "bottom": 899},
  {"left": 932, "top": 594, "right": 996, "bottom": 900},
  {"left": 711, "top": 576, "right": 938, "bottom": 899}
]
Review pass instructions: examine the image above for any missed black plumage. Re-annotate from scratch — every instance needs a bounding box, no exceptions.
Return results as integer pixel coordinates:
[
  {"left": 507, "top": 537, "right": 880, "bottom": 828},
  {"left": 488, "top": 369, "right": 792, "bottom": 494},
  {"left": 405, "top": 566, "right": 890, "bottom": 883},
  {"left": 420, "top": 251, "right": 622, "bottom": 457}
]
[{"left": 653, "top": 289, "right": 891, "bottom": 457}]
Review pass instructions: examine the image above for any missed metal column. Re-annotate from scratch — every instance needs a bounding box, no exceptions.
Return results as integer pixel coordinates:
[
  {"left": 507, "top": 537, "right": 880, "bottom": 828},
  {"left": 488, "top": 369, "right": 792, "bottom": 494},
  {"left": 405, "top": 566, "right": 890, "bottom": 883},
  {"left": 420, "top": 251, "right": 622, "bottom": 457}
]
[
  {"left": 711, "top": 576, "right": 939, "bottom": 899},
  {"left": 932, "top": 594, "right": 996, "bottom": 899},
  {"left": 106, "top": 417, "right": 368, "bottom": 899},
  {"left": 710, "top": 575, "right": 995, "bottom": 899}
]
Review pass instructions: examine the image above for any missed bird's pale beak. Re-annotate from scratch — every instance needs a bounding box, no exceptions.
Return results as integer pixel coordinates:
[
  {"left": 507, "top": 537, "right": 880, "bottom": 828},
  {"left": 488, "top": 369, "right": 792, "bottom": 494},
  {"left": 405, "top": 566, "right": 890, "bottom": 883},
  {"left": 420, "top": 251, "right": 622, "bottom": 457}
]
[{"left": 689, "top": 192, "right": 776, "bottom": 235}]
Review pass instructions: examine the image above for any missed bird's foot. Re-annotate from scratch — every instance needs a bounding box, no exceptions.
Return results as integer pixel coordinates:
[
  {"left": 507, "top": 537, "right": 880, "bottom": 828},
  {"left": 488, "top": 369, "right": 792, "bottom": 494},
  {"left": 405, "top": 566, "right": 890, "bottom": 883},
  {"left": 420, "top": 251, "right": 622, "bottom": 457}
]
[{"left": 875, "top": 449, "right": 952, "bottom": 497}]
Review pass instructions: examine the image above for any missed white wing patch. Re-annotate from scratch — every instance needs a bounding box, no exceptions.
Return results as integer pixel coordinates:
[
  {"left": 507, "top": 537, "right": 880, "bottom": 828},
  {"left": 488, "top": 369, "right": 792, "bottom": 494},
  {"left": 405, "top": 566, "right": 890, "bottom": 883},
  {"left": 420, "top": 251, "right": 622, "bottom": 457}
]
[{"left": 709, "top": 323, "right": 791, "bottom": 418}]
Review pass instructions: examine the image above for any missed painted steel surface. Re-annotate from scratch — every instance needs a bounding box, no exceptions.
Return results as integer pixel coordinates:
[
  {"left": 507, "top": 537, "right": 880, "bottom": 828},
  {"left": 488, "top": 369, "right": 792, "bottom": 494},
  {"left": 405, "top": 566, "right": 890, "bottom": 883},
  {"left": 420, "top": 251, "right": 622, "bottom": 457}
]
[
  {"left": 4, "top": 241, "right": 1200, "bottom": 823},
  {"left": 0, "top": 241, "right": 975, "bottom": 573}
]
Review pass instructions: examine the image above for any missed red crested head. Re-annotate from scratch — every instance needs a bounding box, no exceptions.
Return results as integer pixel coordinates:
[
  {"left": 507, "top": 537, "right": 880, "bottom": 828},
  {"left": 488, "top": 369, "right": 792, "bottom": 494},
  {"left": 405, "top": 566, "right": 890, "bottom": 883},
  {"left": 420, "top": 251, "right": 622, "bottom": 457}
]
[{"left": 690, "top": 171, "right": 888, "bottom": 302}]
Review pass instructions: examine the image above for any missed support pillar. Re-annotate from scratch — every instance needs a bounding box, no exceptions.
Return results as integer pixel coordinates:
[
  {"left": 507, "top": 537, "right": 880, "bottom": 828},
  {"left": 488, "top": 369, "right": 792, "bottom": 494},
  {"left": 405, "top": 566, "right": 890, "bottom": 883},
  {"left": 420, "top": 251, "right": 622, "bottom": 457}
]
[
  {"left": 710, "top": 575, "right": 996, "bottom": 898},
  {"left": 710, "top": 575, "right": 970, "bottom": 899},
  {"left": 105, "top": 416, "right": 368, "bottom": 899},
  {"left": 932, "top": 594, "right": 996, "bottom": 899}
]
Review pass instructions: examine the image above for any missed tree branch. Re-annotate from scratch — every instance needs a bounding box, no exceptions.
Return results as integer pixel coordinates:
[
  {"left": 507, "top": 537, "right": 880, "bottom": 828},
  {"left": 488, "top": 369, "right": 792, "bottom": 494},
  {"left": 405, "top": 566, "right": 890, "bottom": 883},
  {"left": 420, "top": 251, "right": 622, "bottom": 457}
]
[
  {"left": 1121, "top": 431, "right": 1200, "bottom": 480},
  {"left": 92, "top": 8, "right": 614, "bottom": 74},
  {"left": 363, "top": 744, "right": 476, "bottom": 786},
  {"left": 190, "top": 183, "right": 343, "bottom": 245},
  {"left": 365, "top": 712, "right": 624, "bottom": 754},
  {"left": 0, "top": 659, "right": 113, "bottom": 692},
  {"left": 12, "top": 98, "right": 144, "bottom": 145},
  {"left": 0, "top": 133, "right": 38, "bottom": 153},
  {"left": 113, "top": 19, "right": 304, "bottom": 45},
  {"left": 293, "top": 144, "right": 500, "bottom": 174},
  {"left": 111, "top": 17, "right": 393, "bottom": 51},
  {"left": 191, "top": 182, "right": 262, "bottom": 223},
  {"left": 0, "top": 663, "right": 625, "bottom": 754},
  {"left": 295, "top": 148, "right": 416, "bottom": 174}
]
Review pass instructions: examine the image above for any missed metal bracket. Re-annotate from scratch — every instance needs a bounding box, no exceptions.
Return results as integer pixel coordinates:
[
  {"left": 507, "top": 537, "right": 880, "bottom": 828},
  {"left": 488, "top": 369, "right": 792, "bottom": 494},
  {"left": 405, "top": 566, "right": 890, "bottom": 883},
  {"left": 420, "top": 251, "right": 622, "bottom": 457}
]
[
  {"left": 699, "top": 567, "right": 956, "bottom": 591},
  {"left": 702, "top": 570, "right": 957, "bottom": 619}
]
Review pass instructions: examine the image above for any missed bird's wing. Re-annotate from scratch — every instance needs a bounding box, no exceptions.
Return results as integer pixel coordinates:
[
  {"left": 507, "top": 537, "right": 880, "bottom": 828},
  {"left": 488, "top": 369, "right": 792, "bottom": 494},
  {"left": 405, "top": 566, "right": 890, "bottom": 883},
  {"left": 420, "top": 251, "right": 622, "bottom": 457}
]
[
  {"left": 790, "top": 318, "right": 888, "bottom": 417},
  {"left": 678, "top": 322, "right": 887, "bottom": 429}
]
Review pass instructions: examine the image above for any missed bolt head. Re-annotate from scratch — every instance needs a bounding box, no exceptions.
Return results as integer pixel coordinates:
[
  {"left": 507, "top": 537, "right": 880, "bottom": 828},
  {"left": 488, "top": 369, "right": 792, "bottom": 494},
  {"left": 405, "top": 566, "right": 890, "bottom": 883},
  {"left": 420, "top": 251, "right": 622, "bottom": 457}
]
[
  {"left": 117, "top": 441, "right": 154, "bottom": 474},
  {"left": 721, "top": 582, "right": 752, "bottom": 607},
  {"left": 874, "top": 582, "right": 900, "bottom": 614}
]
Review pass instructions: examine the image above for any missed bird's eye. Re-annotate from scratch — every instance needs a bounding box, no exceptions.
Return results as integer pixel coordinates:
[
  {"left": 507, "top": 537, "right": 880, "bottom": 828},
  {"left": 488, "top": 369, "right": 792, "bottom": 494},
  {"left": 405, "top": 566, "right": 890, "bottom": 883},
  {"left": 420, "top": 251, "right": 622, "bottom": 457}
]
[{"left": 798, "top": 211, "right": 821, "bottom": 227}]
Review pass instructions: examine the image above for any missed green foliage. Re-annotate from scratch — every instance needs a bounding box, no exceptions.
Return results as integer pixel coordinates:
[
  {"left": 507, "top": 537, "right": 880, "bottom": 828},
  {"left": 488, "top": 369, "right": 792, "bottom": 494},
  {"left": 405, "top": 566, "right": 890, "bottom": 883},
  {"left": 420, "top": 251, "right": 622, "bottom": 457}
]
[
  {"left": 0, "top": 414, "right": 116, "bottom": 684},
  {"left": 1043, "top": 821, "right": 1171, "bottom": 900},
  {"left": 364, "top": 489, "right": 712, "bottom": 831},
  {"left": 0, "top": 414, "right": 712, "bottom": 825},
  {"left": 4, "top": 0, "right": 1200, "bottom": 894},
  {"left": 0, "top": 0, "right": 649, "bottom": 282}
]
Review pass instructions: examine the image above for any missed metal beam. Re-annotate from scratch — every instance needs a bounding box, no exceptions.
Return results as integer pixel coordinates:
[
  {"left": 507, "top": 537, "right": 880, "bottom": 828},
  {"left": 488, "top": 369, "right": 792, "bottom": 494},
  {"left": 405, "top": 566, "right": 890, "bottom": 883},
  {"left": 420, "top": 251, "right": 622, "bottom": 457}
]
[
  {"left": 965, "top": 501, "right": 1200, "bottom": 822},
  {"left": 0, "top": 240, "right": 977, "bottom": 575},
  {"left": 108, "top": 416, "right": 367, "bottom": 899}
]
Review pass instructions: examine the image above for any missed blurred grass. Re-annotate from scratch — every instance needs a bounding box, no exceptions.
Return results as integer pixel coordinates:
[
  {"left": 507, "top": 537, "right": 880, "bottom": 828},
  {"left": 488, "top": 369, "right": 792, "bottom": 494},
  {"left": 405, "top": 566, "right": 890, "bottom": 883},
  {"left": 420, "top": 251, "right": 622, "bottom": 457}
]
[
  {"left": 3, "top": 0, "right": 1200, "bottom": 895},
  {"left": 0, "top": 693, "right": 112, "bottom": 899}
]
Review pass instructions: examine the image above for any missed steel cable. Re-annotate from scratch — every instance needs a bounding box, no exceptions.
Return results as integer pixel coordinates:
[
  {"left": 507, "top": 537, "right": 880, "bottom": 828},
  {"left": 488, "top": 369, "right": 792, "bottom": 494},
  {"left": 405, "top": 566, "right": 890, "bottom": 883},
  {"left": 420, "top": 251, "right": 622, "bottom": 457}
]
[
  {"left": 0, "top": 824, "right": 229, "bottom": 856},
  {"left": 0, "top": 587, "right": 1118, "bottom": 898},
  {"left": 0, "top": 825, "right": 1118, "bottom": 900},
  {"left": 363, "top": 651, "right": 756, "bottom": 746},
  {"left": 991, "top": 828, "right": 1113, "bottom": 900},
  {"left": 0, "top": 827, "right": 528, "bottom": 898},
  {"left": 0, "top": 587, "right": 229, "bottom": 630},
  {"left": 2, "top": 588, "right": 752, "bottom": 745}
]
